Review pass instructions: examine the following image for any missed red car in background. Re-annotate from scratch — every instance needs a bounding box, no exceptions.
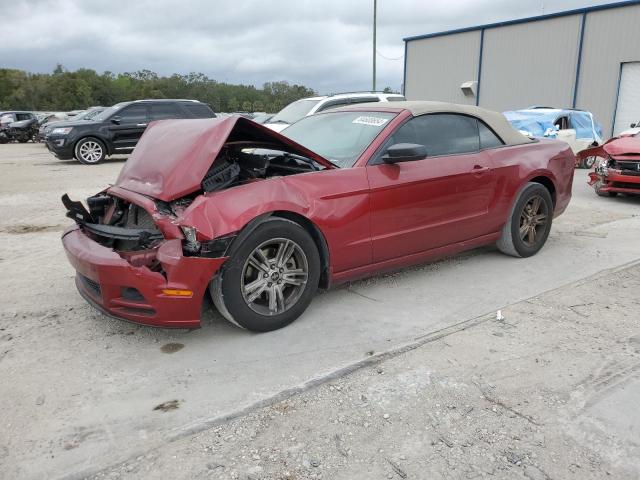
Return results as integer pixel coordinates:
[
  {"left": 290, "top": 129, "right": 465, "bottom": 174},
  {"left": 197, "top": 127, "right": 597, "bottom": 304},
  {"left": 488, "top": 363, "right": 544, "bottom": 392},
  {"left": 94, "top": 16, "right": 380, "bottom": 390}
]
[
  {"left": 61, "top": 102, "right": 575, "bottom": 332},
  {"left": 577, "top": 132, "right": 640, "bottom": 197}
]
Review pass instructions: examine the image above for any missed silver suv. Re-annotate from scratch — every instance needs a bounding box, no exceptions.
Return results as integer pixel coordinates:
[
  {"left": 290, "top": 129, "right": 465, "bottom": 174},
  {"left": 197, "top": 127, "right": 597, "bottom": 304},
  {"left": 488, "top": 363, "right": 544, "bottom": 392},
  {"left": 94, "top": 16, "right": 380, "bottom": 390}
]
[{"left": 265, "top": 92, "right": 405, "bottom": 132}]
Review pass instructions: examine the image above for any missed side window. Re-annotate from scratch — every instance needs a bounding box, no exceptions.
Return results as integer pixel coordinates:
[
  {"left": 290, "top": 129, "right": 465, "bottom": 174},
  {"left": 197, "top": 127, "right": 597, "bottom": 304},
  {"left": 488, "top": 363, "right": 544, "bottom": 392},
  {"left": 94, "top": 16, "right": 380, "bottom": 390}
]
[
  {"left": 316, "top": 100, "right": 350, "bottom": 113},
  {"left": 16, "top": 113, "right": 31, "bottom": 121},
  {"left": 183, "top": 103, "right": 215, "bottom": 118},
  {"left": 149, "top": 103, "right": 184, "bottom": 120},
  {"left": 478, "top": 121, "right": 504, "bottom": 149},
  {"left": 117, "top": 104, "right": 148, "bottom": 123},
  {"left": 349, "top": 96, "right": 379, "bottom": 105},
  {"left": 405, "top": 114, "right": 480, "bottom": 156}
]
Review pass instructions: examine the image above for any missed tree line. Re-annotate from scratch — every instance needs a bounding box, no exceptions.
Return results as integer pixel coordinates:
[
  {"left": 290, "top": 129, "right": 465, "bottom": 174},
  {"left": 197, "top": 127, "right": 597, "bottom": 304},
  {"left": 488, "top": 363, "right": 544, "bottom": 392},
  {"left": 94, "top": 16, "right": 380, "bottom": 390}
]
[{"left": 0, "top": 65, "right": 318, "bottom": 113}]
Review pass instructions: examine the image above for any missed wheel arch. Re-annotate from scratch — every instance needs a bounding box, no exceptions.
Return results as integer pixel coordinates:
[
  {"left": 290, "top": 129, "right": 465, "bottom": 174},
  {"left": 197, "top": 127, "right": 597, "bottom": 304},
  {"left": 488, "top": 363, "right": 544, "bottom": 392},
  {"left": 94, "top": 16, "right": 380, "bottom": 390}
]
[{"left": 527, "top": 174, "right": 557, "bottom": 207}]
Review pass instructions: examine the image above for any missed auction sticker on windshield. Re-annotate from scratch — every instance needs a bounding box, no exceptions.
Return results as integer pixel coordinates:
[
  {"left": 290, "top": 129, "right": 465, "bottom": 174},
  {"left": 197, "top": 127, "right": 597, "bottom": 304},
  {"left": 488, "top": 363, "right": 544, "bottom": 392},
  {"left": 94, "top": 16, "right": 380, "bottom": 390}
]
[{"left": 352, "top": 116, "right": 389, "bottom": 127}]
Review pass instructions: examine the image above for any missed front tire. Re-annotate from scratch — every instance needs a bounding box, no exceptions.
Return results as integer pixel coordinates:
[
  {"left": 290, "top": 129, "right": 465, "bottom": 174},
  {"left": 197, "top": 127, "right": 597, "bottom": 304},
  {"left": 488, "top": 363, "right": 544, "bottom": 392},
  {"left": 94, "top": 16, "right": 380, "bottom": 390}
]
[
  {"left": 75, "top": 137, "right": 106, "bottom": 165},
  {"left": 497, "top": 182, "right": 553, "bottom": 258},
  {"left": 211, "top": 218, "right": 321, "bottom": 332}
]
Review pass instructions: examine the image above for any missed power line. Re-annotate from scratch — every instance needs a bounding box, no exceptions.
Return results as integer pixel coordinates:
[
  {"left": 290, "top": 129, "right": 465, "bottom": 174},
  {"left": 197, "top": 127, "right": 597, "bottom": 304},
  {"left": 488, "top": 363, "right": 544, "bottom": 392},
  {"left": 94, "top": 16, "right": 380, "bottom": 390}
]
[{"left": 376, "top": 49, "right": 404, "bottom": 61}]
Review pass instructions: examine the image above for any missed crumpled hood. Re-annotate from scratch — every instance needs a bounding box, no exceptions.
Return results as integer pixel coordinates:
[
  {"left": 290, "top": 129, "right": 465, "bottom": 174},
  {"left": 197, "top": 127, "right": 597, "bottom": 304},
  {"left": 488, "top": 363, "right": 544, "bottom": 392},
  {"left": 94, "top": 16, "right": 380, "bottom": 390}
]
[
  {"left": 577, "top": 134, "right": 640, "bottom": 162},
  {"left": 115, "top": 116, "right": 335, "bottom": 202}
]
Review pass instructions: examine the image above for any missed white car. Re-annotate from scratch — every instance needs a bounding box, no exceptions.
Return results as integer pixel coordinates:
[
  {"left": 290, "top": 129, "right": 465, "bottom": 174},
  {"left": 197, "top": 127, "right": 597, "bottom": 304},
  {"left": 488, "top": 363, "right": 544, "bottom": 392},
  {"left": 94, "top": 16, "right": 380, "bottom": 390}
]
[{"left": 265, "top": 92, "right": 406, "bottom": 132}]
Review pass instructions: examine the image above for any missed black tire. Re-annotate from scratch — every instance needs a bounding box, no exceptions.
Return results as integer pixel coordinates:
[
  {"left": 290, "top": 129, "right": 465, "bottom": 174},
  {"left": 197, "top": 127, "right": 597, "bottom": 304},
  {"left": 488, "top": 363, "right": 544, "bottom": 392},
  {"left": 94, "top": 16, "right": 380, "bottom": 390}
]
[
  {"left": 210, "top": 218, "right": 321, "bottom": 332},
  {"left": 497, "top": 182, "right": 553, "bottom": 258},
  {"left": 17, "top": 134, "right": 30, "bottom": 143},
  {"left": 74, "top": 137, "right": 106, "bottom": 165}
]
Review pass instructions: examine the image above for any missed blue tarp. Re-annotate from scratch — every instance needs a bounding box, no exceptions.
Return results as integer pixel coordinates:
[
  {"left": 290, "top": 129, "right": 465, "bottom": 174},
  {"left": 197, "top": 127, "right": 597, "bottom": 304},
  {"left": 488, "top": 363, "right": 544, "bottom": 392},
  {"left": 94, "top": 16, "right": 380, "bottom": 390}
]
[{"left": 503, "top": 108, "right": 603, "bottom": 143}]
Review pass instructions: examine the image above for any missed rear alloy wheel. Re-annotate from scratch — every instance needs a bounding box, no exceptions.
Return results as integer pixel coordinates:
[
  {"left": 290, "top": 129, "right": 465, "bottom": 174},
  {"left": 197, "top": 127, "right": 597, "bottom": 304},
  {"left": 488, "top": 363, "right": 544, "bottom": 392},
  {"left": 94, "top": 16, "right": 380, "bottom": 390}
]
[
  {"left": 211, "top": 218, "right": 320, "bottom": 332},
  {"left": 497, "top": 182, "right": 553, "bottom": 258},
  {"left": 75, "top": 137, "right": 106, "bottom": 165}
]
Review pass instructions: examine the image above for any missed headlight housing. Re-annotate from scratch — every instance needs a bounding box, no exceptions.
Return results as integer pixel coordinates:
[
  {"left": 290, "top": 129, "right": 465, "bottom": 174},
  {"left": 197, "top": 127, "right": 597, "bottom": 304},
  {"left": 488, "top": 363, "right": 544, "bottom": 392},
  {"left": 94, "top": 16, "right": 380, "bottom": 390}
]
[{"left": 51, "top": 127, "right": 73, "bottom": 135}]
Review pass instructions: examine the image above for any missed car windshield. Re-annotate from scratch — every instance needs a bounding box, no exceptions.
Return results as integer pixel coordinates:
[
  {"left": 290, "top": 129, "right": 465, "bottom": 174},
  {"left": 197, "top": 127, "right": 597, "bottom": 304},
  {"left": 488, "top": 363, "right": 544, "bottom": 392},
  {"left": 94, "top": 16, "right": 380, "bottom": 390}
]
[
  {"left": 269, "top": 99, "right": 321, "bottom": 125},
  {"left": 282, "top": 111, "right": 397, "bottom": 168},
  {"left": 91, "top": 104, "right": 125, "bottom": 122}
]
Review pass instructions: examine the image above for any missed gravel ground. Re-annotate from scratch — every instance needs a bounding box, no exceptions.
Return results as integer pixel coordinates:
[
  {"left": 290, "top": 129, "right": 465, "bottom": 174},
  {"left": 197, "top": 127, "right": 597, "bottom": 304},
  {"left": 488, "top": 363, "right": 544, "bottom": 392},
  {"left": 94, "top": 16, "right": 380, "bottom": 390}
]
[
  {"left": 1, "top": 143, "right": 639, "bottom": 479},
  {"left": 88, "top": 262, "right": 640, "bottom": 480}
]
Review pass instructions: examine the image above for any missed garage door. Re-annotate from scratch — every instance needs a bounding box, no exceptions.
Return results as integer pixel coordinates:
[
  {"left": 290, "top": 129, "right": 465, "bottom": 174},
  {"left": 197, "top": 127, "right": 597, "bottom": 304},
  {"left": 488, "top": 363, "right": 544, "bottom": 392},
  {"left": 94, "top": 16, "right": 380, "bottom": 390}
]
[{"left": 613, "top": 62, "right": 640, "bottom": 135}]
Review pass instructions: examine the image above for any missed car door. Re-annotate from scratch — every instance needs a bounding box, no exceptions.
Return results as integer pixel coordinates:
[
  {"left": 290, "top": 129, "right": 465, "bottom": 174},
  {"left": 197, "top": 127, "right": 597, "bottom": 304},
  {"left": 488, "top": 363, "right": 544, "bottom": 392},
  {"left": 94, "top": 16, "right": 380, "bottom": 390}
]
[
  {"left": 366, "top": 113, "right": 497, "bottom": 263},
  {"left": 554, "top": 115, "right": 581, "bottom": 153},
  {"left": 108, "top": 104, "right": 149, "bottom": 151}
]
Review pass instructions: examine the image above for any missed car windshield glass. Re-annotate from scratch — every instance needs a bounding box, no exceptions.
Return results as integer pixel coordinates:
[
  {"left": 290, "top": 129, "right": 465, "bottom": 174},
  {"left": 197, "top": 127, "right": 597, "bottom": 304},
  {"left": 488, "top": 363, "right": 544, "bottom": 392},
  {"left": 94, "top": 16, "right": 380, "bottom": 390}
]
[
  {"left": 282, "top": 111, "right": 397, "bottom": 168},
  {"left": 269, "top": 99, "right": 321, "bottom": 124},
  {"left": 91, "top": 104, "right": 125, "bottom": 122}
]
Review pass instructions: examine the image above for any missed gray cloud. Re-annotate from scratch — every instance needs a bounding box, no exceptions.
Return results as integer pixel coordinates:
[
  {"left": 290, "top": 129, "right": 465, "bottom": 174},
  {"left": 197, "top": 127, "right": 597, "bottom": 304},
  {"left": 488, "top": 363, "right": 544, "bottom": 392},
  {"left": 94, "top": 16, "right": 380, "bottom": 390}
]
[{"left": 4, "top": 0, "right": 609, "bottom": 93}]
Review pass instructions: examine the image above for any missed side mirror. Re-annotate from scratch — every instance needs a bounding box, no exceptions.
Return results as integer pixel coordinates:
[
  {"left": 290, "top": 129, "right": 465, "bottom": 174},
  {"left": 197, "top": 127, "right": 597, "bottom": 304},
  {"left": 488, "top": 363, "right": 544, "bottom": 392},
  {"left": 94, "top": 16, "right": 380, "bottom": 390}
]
[
  {"left": 382, "top": 143, "right": 427, "bottom": 163},
  {"left": 631, "top": 123, "right": 637, "bottom": 128},
  {"left": 111, "top": 116, "right": 122, "bottom": 125}
]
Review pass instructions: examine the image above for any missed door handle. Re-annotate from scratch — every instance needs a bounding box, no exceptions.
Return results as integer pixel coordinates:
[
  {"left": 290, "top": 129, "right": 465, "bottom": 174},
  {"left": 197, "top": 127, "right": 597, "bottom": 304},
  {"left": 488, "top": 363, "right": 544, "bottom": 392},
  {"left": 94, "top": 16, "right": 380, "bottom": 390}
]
[
  {"left": 472, "top": 165, "right": 490, "bottom": 176},
  {"left": 137, "top": 123, "right": 148, "bottom": 127}
]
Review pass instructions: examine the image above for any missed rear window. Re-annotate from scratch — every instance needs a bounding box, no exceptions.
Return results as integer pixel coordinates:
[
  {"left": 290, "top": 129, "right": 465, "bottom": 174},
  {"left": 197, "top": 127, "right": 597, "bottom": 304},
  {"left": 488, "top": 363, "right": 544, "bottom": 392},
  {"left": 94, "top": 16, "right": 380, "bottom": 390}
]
[
  {"left": 182, "top": 103, "right": 216, "bottom": 118},
  {"left": 386, "top": 96, "right": 406, "bottom": 102}
]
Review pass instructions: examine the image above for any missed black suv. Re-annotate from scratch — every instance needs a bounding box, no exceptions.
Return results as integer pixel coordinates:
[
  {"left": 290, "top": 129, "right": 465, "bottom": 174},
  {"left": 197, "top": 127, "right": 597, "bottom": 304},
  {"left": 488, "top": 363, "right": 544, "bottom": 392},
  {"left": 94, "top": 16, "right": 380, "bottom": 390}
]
[{"left": 45, "top": 99, "right": 216, "bottom": 164}]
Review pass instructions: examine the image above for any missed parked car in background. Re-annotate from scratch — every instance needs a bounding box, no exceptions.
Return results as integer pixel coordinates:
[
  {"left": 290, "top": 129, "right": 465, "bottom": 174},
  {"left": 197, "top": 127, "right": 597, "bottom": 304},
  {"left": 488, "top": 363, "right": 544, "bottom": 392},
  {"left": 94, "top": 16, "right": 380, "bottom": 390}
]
[
  {"left": 46, "top": 99, "right": 216, "bottom": 164},
  {"left": 251, "top": 113, "right": 274, "bottom": 124},
  {"left": 61, "top": 101, "right": 574, "bottom": 332},
  {"left": 265, "top": 92, "right": 406, "bottom": 132},
  {"left": 0, "top": 111, "right": 39, "bottom": 143},
  {"left": 577, "top": 132, "right": 640, "bottom": 197},
  {"left": 38, "top": 107, "right": 105, "bottom": 141},
  {"left": 503, "top": 107, "right": 603, "bottom": 168}
]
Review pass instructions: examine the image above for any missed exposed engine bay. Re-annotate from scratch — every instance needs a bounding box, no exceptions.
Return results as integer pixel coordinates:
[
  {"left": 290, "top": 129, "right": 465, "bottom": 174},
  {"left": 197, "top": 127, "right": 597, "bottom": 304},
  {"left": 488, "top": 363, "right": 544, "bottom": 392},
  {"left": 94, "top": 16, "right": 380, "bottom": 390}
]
[{"left": 199, "top": 143, "right": 321, "bottom": 194}]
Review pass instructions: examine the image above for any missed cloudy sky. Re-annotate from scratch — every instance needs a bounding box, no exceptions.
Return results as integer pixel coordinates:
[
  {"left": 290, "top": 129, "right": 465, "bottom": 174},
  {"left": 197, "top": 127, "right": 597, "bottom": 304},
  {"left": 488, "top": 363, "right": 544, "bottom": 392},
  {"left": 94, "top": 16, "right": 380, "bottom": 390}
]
[{"left": 5, "top": 0, "right": 612, "bottom": 93}]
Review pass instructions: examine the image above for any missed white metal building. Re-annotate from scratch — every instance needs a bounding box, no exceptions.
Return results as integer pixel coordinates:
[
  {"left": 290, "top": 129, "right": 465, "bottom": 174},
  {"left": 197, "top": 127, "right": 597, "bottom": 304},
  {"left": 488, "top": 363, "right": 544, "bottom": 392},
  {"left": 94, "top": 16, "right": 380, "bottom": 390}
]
[{"left": 403, "top": 0, "right": 640, "bottom": 136}]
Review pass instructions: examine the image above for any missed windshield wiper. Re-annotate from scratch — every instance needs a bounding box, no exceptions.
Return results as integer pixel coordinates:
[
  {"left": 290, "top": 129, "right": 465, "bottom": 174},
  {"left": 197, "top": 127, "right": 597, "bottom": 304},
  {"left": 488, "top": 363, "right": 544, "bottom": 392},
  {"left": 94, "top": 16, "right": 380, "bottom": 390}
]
[
  {"left": 268, "top": 119, "right": 289, "bottom": 124},
  {"left": 284, "top": 152, "right": 339, "bottom": 170}
]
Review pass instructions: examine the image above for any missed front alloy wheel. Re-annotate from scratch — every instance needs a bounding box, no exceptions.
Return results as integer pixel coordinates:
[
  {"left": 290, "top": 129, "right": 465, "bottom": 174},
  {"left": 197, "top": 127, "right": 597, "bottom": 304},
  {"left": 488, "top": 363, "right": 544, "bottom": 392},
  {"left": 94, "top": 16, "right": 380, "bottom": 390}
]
[
  {"left": 75, "top": 137, "right": 106, "bottom": 165},
  {"left": 241, "top": 238, "right": 309, "bottom": 316},
  {"left": 211, "top": 217, "right": 321, "bottom": 332}
]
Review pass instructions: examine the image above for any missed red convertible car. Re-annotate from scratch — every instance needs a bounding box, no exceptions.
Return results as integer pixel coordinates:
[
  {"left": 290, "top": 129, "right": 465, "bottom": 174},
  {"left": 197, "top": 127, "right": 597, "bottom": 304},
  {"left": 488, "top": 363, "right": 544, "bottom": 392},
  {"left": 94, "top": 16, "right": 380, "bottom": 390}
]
[
  {"left": 61, "top": 102, "right": 575, "bottom": 332},
  {"left": 577, "top": 132, "right": 640, "bottom": 197}
]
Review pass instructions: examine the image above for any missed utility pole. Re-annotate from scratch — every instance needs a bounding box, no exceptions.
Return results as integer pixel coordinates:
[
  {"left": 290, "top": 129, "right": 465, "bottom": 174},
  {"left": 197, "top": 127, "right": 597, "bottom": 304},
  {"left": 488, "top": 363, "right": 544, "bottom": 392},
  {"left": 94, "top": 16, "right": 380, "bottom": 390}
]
[{"left": 373, "top": 0, "right": 377, "bottom": 91}]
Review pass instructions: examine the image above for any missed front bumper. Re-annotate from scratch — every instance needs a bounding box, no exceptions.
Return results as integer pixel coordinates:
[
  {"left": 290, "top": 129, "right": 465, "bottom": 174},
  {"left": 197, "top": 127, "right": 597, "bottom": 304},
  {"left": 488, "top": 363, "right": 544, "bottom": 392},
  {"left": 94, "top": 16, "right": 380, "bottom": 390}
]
[
  {"left": 45, "top": 135, "right": 75, "bottom": 159},
  {"left": 62, "top": 225, "right": 227, "bottom": 328},
  {"left": 589, "top": 170, "right": 640, "bottom": 194}
]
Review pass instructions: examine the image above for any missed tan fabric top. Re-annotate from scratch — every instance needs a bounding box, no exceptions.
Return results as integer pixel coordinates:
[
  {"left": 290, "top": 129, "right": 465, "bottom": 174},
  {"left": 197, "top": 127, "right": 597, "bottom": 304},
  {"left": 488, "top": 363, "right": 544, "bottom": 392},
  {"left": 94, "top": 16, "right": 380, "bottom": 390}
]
[{"left": 337, "top": 100, "right": 532, "bottom": 146}]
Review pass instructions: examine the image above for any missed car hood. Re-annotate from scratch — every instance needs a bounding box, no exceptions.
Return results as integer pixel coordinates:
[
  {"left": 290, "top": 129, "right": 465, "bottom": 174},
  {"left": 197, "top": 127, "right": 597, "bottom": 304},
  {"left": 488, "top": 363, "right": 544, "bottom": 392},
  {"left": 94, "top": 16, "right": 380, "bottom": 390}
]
[
  {"left": 43, "top": 119, "right": 90, "bottom": 129},
  {"left": 115, "top": 116, "right": 335, "bottom": 202}
]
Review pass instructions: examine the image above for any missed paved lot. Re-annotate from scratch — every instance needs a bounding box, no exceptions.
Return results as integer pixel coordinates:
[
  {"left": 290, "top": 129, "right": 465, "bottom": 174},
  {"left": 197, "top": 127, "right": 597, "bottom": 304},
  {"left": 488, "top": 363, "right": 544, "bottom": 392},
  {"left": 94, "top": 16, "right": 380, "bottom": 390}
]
[{"left": 1, "top": 143, "right": 639, "bottom": 479}]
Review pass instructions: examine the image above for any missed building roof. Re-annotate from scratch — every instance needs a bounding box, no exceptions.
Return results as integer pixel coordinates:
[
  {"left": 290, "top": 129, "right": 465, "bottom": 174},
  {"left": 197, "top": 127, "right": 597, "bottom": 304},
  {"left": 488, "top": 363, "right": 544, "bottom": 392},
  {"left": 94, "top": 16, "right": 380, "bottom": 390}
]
[
  {"left": 404, "top": 0, "right": 640, "bottom": 42},
  {"left": 336, "top": 100, "right": 533, "bottom": 146}
]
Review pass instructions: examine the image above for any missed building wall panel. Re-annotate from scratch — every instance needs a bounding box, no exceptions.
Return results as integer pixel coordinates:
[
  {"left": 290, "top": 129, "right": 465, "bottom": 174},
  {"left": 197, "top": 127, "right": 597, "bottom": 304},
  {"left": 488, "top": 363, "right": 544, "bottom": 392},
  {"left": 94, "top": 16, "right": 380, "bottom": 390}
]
[
  {"left": 576, "top": 4, "right": 640, "bottom": 134},
  {"left": 479, "top": 15, "right": 581, "bottom": 112},
  {"left": 405, "top": 30, "right": 480, "bottom": 105}
]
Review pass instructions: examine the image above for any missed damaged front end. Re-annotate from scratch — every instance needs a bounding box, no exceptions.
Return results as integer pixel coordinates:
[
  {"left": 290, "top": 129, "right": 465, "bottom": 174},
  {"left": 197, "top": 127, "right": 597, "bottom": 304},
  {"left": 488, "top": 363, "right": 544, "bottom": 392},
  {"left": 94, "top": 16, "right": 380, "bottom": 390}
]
[
  {"left": 578, "top": 135, "right": 640, "bottom": 197},
  {"left": 61, "top": 116, "right": 333, "bottom": 328},
  {"left": 61, "top": 188, "right": 226, "bottom": 328}
]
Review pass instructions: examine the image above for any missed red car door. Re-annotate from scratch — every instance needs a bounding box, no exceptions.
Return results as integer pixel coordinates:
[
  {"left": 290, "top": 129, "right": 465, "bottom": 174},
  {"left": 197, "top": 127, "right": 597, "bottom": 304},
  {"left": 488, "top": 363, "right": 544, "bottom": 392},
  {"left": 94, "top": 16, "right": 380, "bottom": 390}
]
[{"left": 366, "top": 113, "right": 498, "bottom": 263}]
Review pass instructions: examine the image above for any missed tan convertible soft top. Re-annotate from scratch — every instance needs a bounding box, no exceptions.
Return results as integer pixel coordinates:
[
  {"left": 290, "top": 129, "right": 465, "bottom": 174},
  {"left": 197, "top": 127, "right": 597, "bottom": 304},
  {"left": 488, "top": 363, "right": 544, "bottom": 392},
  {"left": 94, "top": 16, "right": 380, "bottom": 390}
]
[{"left": 337, "top": 100, "right": 533, "bottom": 146}]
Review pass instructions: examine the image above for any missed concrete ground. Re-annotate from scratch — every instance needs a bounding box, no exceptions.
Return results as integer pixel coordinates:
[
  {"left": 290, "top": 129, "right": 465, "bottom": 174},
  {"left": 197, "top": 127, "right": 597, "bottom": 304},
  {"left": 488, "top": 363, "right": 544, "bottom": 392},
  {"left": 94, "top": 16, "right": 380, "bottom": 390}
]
[{"left": 0, "top": 143, "right": 638, "bottom": 479}]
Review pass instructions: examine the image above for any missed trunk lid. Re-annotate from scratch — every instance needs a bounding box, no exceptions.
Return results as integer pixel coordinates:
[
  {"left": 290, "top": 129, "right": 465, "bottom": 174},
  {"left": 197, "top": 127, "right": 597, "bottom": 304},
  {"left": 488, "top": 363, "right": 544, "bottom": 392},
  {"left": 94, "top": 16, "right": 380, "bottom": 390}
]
[{"left": 115, "top": 116, "right": 335, "bottom": 202}]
